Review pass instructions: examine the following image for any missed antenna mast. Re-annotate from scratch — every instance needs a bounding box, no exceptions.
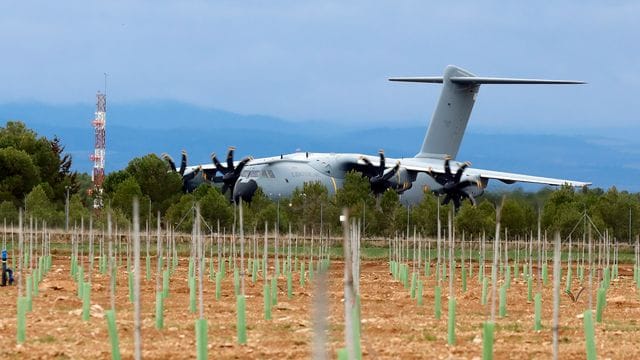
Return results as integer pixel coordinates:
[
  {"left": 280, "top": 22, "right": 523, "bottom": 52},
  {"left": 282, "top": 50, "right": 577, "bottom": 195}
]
[{"left": 90, "top": 78, "right": 107, "bottom": 210}]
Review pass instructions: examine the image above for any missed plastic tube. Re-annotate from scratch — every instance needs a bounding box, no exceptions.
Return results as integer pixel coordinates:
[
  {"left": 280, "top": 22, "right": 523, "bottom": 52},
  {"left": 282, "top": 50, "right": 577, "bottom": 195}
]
[
  {"left": 499, "top": 285, "right": 507, "bottom": 318},
  {"left": 596, "top": 287, "right": 606, "bottom": 323},
  {"left": 263, "top": 283, "right": 271, "bottom": 320},
  {"left": 82, "top": 282, "right": 91, "bottom": 321},
  {"left": 534, "top": 292, "right": 542, "bottom": 331},
  {"left": 105, "top": 309, "right": 121, "bottom": 360},
  {"left": 271, "top": 277, "right": 278, "bottom": 306},
  {"left": 448, "top": 297, "right": 456, "bottom": 345},
  {"left": 583, "top": 309, "right": 596, "bottom": 360},
  {"left": 196, "top": 318, "right": 208, "bottom": 360},
  {"left": 236, "top": 295, "right": 247, "bottom": 344},
  {"left": 155, "top": 292, "right": 164, "bottom": 329},
  {"left": 215, "top": 272, "right": 222, "bottom": 301},
  {"left": 481, "top": 277, "right": 488, "bottom": 305},
  {"left": 482, "top": 321, "right": 494, "bottom": 360},
  {"left": 434, "top": 285, "right": 442, "bottom": 320},
  {"left": 287, "top": 270, "right": 293, "bottom": 299},
  {"left": 462, "top": 266, "right": 467, "bottom": 292},
  {"left": 16, "top": 296, "right": 26, "bottom": 344}
]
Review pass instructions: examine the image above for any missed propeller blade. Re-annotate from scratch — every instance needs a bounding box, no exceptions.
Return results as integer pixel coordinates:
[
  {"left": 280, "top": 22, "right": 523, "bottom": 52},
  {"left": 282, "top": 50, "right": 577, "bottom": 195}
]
[
  {"left": 360, "top": 157, "right": 374, "bottom": 167},
  {"left": 381, "top": 162, "right": 400, "bottom": 181},
  {"left": 378, "top": 150, "right": 385, "bottom": 177},
  {"left": 452, "top": 196, "right": 461, "bottom": 210},
  {"left": 221, "top": 183, "right": 230, "bottom": 194},
  {"left": 444, "top": 156, "right": 452, "bottom": 177},
  {"left": 211, "top": 152, "right": 226, "bottom": 174},
  {"left": 226, "top": 147, "right": 235, "bottom": 170},
  {"left": 161, "top": 153, "right": 177, "bottom": 173},
  {"left": 442, "top": 194, "right": 452, "bottom": 206},
  {"left": 454, "top": 162, "right": 470, "bottom": 183},
  {"left": 182, "top": 168, "right": 198, "bottom": 183},
  {"left": 179, "top": 150, "right": 187, "bottom": 176},
  {"left": 233, "top": 157, "right": 252, "bottom": 176}
]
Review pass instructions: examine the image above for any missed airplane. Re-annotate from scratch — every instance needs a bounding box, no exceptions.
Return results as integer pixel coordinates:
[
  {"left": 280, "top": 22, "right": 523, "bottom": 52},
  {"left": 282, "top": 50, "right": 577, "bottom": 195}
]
[{"left": 162, "top": 65, "right": 590, "bottom": 210}]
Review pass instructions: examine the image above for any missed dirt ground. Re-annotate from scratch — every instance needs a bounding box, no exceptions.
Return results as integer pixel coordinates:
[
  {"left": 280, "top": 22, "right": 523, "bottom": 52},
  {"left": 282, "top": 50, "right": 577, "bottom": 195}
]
[{"left": 1, "top": 256, "right": 639, "bottom": 359}]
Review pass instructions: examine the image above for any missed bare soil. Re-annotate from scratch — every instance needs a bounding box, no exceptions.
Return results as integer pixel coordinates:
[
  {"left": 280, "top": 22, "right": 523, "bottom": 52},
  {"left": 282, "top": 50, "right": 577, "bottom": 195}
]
[{"left": 1, "top": 257, "right": 639, "bottom": 359}]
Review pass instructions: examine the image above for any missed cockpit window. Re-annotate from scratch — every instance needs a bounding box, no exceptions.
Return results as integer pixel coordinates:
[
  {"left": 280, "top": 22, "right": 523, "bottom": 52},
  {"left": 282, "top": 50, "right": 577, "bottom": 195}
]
[{"left": 241, "top": 169, "right": 275, "bottom": 178}]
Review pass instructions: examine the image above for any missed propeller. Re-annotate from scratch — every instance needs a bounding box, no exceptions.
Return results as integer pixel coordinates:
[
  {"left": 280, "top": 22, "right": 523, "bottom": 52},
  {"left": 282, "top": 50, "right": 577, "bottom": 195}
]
[
  {"left": 211, "top": 146, "right": 252, "bottom": 197},
  {"left": 360, "top": 150, "right": 403, "bottom": 196},
  {"left": 427, "top": 156, "right": 479, "bottom": 210},
  {"left": 161, "top": 150, "right": 201, "bottom": 192}
]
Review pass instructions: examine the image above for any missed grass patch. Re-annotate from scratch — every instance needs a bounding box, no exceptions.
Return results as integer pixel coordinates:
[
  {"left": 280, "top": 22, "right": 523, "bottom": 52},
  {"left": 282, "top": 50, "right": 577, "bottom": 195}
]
[
  {"left": 37, "top": 334, "right": 56, "bottom": 343},
  {"left": 496, "top": 322, "right": 523, "bottom": 333},
  {"left": 422, "top": 329, "right": 437, "bottom": 341},
  {"left": 604, "top": 320, "right": 640, "bottom": 332}
]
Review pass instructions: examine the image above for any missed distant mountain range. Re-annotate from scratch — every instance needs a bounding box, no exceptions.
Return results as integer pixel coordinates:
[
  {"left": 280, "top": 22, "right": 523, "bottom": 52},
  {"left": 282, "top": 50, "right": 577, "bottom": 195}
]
[{"left": 2, "top": 101, "right": 638, "bottom": 192}]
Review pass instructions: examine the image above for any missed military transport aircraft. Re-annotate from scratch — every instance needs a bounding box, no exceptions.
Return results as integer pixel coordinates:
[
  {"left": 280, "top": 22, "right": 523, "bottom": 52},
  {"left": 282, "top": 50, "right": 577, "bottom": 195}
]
[{"left": 162, "top": 65, "right": 590, "bottom": 210}]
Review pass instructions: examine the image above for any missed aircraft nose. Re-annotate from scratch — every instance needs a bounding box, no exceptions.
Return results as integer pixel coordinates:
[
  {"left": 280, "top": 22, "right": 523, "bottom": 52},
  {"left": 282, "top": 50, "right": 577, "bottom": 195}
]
[{"left": 233, "top": 179, "right": 258, "bottom": 203}]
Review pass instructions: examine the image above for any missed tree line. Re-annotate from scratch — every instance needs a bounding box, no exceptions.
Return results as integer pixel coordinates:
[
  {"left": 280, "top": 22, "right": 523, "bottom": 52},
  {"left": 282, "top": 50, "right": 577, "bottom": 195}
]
[{"left": 1, "top": 121, "right": 639, "bottom": 241}]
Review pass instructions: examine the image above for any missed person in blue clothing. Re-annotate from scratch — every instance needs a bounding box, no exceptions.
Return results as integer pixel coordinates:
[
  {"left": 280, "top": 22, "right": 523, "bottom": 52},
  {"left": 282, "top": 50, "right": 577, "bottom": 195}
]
[{"left": 1, "top": 249, "right": 14, "bottom": 286}]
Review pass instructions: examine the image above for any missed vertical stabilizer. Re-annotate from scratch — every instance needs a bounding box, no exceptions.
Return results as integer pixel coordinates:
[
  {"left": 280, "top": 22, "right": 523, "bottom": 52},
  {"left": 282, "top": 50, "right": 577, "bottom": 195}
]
[{"left": 417, "top": 65, "right": 478, "bottom": 159}]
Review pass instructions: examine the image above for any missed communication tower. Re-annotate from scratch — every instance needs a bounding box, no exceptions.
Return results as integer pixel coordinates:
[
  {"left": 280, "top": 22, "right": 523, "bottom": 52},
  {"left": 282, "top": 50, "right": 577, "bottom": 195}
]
[{"left": 90, "top": 92, "right": 106, "bottom": 209}]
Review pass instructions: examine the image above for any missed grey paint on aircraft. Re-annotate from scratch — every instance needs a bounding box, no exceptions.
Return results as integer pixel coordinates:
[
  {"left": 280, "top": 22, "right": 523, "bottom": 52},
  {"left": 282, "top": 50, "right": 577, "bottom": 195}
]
[{"left": 416, "top": 65, "right": 479, "bottom": 159}]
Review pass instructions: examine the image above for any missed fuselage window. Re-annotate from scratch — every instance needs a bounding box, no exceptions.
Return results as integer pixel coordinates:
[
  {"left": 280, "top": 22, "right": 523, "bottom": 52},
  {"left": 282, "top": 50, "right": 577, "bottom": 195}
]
[{"left": 267, "top": 170, "right": 275, "bottom": 178}]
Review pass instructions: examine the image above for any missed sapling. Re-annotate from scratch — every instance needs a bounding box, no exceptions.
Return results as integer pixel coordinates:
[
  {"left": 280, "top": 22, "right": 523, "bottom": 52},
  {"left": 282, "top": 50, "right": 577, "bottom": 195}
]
[
  {"left": 447, "top": 208, "right": 456, "bottom": 345},
  {"left": 552, "top": 232, "right": 561, "bottom": 360},
  {"left": 155, "top": 214, "right": 164, "bottom": 329},
  {"left": 566, "top": 235, "right": 573, "bottom": 293},
  {"left": 194, "top": 205, "right": 208, "bottom": 360},
  {"left": 461, "top": 233, "right": 467, "bottom": 292},
  {"left": 17, "top": 210, "right": 25, "bottom": 344},
  {"left": 341, "top": 209, "right": 359, "bottom": 360},
  {"left": 132, "top": 199, "right": 142, "bottom": 360},
  {"left": 534, "top": 210, "right": 543, "bottom": 330},
  {"left": 484, "top": 198, "right": 503, "bottom": 360},
  {"left": 434, "top": 201, "right": 442, "bottom": 319},
  {"left": 236, "top": 200, "right": 247, "bottom": 344},
  {"left": 583, "top": 225, "right": 597, "bottom": 360}
]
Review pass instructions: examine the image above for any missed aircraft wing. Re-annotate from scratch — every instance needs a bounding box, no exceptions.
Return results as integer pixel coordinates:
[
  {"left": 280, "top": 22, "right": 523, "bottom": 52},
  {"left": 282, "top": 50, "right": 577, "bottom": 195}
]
[
  {"left": 464, "top": 168, "right": 590, "bottom": 187},
  {"left": 402, "top": 162, "right": 590, "bottom": 187}
]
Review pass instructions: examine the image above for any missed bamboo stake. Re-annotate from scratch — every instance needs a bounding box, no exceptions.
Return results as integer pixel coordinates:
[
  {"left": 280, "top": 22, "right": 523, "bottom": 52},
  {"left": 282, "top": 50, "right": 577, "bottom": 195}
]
[
  {"left": 552, "top": 232, "right": 561, "bottom": 360},
  {"left": 132, "top": 199, "right": 141, "bottom": 360},
  {"left": 342, "top": 209, "right": 355, "bottom": 360}
]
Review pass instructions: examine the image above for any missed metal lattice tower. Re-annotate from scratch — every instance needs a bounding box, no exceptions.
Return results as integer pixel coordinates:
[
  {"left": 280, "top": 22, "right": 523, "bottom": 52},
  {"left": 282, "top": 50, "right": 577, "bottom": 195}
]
[{"left": 90, "top": 92, "right": 106, "bottom": 209}]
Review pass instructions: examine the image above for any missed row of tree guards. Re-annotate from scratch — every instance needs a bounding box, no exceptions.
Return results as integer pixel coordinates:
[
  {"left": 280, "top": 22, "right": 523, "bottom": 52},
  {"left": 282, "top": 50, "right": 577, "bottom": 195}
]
[
  {"left": 389, "top": 199, "right": 637, "bottom": 360},
  {"left": 5, "top": 196, "right": 640, "bottom": 359}
]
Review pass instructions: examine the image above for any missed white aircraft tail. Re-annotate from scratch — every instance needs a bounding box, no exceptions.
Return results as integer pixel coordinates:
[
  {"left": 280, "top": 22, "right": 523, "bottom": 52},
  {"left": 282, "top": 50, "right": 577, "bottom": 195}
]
[{"left": 390, "top": 65, "right": 584, "bottom": 159}]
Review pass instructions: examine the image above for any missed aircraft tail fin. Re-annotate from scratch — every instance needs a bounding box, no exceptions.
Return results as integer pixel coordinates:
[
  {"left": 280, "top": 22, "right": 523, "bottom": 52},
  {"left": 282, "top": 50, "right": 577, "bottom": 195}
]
[{"left": 390, "top": 65, "right": 584, "bottom": 159}]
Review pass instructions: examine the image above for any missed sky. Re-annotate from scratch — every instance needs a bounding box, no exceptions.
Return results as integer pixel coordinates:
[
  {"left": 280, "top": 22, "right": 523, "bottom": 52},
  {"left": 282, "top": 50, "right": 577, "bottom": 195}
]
[{"left": 1, "top": 1, "right": 639, "bottom": 134}]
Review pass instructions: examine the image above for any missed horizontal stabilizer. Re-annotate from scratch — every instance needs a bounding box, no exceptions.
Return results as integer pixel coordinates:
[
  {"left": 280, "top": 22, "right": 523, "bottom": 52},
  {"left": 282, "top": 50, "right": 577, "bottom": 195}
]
[
  {"left": 449, "top": 77, "right": 585, "bottom": 85},
  {"left": 389, "top": 77, "right": 443, "bottom": 83},
  {"left": 389, "top": 76, "right": 585, "bottom": 85}
]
